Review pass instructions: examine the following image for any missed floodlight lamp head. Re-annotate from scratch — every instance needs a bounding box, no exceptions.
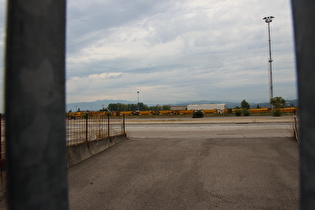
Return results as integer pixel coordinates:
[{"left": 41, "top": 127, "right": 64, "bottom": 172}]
[{"left": 263, "top": 16, "right": 274, "bottom": 23}]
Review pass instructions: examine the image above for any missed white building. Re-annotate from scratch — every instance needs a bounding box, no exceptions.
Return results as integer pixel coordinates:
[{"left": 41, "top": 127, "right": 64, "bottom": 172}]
[
  {"left": 187, "top": 104, "right": 226, "bottom": 112},
  {"left": 170, "top": 106, "right": 186, "bottom": 111}
]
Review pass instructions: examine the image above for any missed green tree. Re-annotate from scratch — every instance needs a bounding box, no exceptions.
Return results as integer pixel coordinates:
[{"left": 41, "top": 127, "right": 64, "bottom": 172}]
[
  {"left": 138, "top": 102, "right": 149, "bottom": 111},
  {"left": 270, "top": 97, "right": 286, "bottom": 108},
  {"left": 120, "top": 103, "right": 128, "bottom": 111},
  {"left": 149, "top": 105, "right": 163, "bottom": 111},
  {"left": 270, "top": 97, "right": 286, "bottom": 117},
  {"left": 99, "top": 107, "right": 107, "bottom": 112},
  {"left": 109, "top": 102, "right": 153, "bottom": 111},
  {"left": 162, "top": 105, "right": 171, "bottom": 110},
  {"left": 241, "top": 99, "right": 250, "bottom": 109},
  {"left": 127, "top": 104, "right": 137, "bottom": 111},
  {"left": 108, "top": 103, "right": 118, "bottom": 111}
]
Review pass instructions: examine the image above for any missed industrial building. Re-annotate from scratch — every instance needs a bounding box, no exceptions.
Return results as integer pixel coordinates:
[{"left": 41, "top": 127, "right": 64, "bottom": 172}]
[{"left": 187, "top": 104, "right": 226, "bottom": 112}]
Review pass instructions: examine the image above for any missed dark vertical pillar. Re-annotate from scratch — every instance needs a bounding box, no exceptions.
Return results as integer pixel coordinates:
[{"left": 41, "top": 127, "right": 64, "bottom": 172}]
[
  {"left": 291, "top": 1, "right": 315, "bottom": 209},
  {"left": 5, "top": 1, "right": 68, "bottom": 209},
  {"left": 0, "top": 113, "right": 2, "bottom": 160}
]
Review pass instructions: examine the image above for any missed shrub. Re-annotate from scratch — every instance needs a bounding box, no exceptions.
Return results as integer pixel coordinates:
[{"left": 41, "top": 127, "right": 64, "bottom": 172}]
[
  {"left": 235, "top": 109, "right": 242, "bottom": 116},
  {"left": 272, "top": 109, "right": 282, "bottom": 117},
  {"left": 193, "top": 110, "right": 204, "bottom": 118},
  {"left": 242, "top": 109, "right": 251, "bottom": 116}
]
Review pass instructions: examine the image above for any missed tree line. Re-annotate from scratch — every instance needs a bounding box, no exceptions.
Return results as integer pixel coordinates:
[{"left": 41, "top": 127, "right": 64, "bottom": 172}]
[
  {"left": 69, "top": 97, "right": 289, "bottom": 113},
  {"left": 106, "top": 103, "right": 171, "bottom": 112},
  {"left": 233, "top": 97, "right": 287, "bottom": 109},
  {"left": 234, "top": 97, "right": 288, "bottom": 116}
]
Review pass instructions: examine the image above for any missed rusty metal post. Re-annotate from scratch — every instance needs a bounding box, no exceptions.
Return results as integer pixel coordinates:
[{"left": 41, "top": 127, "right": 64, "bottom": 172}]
[
  {"left": 122, "top": 114, "right": 126, "bottom": 136},
  {"left": 85, "top": 114, "right": 88, "bottom": 142},
  {"left": 291, "top": 1, "right": 315, "bottom": 209},
  {"left": 4, "top": 0, "right": 68, "bottom": 209},
  {"left": 98, "top": 115, "right": 101, "bottom": 138},
  {"left": 107, "top": 113, "right": 110, "bottom": 137}
]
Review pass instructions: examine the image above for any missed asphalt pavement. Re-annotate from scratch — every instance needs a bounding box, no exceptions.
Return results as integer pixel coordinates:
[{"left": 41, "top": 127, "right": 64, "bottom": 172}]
[
  {"left": 68, "top": 116, "right": 299, "bottom": 210},
  {"left": 0, "top": 116, "right": 299, "bottom": 210}
]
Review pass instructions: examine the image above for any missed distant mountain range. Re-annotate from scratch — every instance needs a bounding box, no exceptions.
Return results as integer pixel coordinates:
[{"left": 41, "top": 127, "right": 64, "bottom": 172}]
[
  {"left": 67, "top": 100, "right": 137, "bottom": 112},
  {"left": 174, "top": 99, "right": 297, "bottom": 109},
  {"left": 66, "top": 99, "right": 298, "bottom": 112}
]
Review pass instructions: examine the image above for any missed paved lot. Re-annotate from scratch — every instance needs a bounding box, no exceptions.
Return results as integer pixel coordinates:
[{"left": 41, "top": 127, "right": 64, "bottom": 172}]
[
  {"left": 68, "top": 117, "right": 299, "bottom": 210},
  {"left": 127, "top": 122, "right": 292, "bottom": 139},
  {"left": 126, "top": 116, "right": 294, "bottom": 139}
]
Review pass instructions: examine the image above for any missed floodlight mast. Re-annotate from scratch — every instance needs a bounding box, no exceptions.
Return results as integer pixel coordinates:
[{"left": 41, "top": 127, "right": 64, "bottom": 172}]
[{"left": 263, "top": 16, "right": 274, "bottom": 108}]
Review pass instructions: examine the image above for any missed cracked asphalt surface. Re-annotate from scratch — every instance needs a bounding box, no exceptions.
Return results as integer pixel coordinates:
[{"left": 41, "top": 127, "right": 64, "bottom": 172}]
[{"left": 68, "top": 117, "right": 299, "bottom": 210}]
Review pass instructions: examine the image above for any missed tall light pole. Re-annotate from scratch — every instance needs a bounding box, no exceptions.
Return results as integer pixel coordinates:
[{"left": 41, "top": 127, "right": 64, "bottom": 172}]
[
  {"left": 137, "top": 90, "right": 140, "bottom": 111},
  {"left": 263, "top": 16, "right": 274, "bottom": 108}
]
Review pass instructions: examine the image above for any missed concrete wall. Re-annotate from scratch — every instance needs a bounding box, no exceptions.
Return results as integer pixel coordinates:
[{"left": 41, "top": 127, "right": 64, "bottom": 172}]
[
  {"left": 67, "top": 134, "right": 127, "bottom": 167},
  {"left": 0, "top": 135, "right": 126, "bottom": 199}
]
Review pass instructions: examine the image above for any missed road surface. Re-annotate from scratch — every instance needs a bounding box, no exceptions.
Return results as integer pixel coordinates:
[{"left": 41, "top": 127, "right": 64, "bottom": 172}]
[{"left": 68, "top": 116, "right": 299, "bottom": 210}]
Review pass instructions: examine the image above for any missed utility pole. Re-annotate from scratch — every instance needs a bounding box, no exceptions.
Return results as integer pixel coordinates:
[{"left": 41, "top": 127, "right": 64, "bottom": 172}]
[{"left": 263, "top": 16, "right": 275, "bottom": 108}]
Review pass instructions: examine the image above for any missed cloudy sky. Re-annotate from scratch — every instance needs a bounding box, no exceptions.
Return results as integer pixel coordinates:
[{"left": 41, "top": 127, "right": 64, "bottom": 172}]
[{"left": 0, "top": 0, "right": 297, "bottom": 110}]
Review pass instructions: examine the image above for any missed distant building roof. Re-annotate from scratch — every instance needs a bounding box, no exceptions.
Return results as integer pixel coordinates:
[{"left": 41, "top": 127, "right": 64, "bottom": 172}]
[
  {"left": 187, "top": 104, "right": 226, "bottom": 110},
  {"left": 170, "top": 106, "right": 187, "bottom": 111}
]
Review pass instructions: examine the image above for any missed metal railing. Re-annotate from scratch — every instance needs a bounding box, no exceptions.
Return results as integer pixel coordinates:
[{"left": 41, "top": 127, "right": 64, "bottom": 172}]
[
  {"left": 66, "top": 114, "right": 126, "bottom": 146},
  {"left": 0, "top": 114, "right": 126, "bottom": 152}
]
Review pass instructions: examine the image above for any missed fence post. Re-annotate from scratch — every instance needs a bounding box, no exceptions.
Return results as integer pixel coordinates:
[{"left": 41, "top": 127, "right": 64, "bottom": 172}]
[
  {"left": 107, "top": 113, "right": 111, "bottom": 141},
  {"left": 86, "top": 114, "right": 88, "bottom": 142},
  {"left": 122, "top": 114, "right": 126, "bottom": 136},
  {"left": 4, "top": 1, "right": 68, "bottom": 209},
  {"left": 98, "top": 115, "right": 101, "bottom": 138}
]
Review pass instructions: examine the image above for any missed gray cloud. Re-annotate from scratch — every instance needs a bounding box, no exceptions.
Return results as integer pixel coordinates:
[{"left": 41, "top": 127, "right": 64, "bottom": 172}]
[{"left": 0, "top": 0, "right": 297, "bottom": 110}]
